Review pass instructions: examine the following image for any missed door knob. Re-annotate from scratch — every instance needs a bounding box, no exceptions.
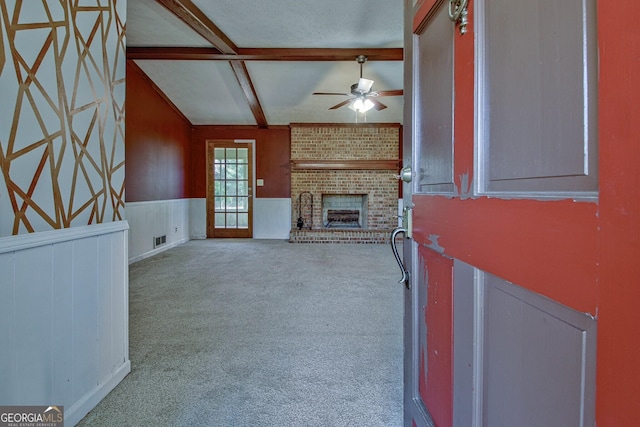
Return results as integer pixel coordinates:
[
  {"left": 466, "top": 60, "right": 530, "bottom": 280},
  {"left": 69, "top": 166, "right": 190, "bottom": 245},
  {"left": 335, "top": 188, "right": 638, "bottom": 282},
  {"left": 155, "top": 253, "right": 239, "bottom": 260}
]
[{"left": 396, "top": 166, "right": 413, "bottom": 183}]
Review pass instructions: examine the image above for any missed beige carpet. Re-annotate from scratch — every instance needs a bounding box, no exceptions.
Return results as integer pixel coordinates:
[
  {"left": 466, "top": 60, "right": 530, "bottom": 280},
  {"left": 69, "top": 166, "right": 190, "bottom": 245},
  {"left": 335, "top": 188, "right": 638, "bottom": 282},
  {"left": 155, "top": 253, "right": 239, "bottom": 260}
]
[{"left": 77, "top": 239, "right": 403, "bottom": 426}]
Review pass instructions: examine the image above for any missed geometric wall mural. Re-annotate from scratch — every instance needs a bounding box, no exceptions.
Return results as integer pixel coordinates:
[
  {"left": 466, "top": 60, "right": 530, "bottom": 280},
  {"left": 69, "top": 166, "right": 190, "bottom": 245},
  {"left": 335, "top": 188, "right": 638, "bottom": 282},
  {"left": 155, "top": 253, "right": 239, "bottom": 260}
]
[{"left": 0, "top": 0, "right": 126, "bottom": 236}]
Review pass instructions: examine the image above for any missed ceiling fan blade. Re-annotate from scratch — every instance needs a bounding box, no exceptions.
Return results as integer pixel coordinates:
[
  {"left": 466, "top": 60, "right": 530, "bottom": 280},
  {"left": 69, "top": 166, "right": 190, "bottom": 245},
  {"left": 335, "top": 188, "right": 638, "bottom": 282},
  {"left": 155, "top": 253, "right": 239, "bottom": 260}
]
[
  {"left": 356, "top": 78, "right": 374, "bottom": 94},
  {"left": 369, "top": 89, "right": 404, "bottom": 97},
  {"left": 329, "top": 99, "right": 352, "bottom": 110},
  {"left": 313, "top": 92, "right": 351, "bottom": 96},
  {"left": 369, "top": 98, "right": 388, "bottom": 111}
]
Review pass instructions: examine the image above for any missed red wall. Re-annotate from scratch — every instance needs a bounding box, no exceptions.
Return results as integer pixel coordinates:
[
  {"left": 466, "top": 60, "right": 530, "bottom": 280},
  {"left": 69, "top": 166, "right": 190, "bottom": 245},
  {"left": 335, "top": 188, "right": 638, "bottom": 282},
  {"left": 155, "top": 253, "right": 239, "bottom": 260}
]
[
  {"left": 191, "top": 126, "right": 291, "bottom": 199},
  {"left": 125, "top": 61, "right": 193, "bottom": 202}
]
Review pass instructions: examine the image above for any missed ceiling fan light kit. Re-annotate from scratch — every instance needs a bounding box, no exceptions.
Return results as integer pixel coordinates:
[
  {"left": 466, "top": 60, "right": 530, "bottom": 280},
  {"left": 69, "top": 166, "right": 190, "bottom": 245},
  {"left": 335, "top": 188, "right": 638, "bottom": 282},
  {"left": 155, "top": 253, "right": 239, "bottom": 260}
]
[
  {"left": 312, "top": 55, "right": 403, "bottom": 116},
  {"left": 350, "top": 98, "right": 375, "bottom": 113}
]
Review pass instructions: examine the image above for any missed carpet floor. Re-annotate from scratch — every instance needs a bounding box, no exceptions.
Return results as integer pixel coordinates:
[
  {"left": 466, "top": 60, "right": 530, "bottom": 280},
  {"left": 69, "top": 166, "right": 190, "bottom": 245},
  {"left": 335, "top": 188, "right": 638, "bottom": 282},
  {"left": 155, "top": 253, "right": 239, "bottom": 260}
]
[{"left": 77, "top": 239, "right": 404, "bottom": 426}]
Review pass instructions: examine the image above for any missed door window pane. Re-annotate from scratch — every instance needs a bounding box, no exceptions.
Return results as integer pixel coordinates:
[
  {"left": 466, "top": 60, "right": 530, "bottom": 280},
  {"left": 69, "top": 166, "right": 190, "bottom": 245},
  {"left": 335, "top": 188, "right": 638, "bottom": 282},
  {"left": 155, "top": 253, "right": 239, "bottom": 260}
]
[
  {"left": 226, "top": 182, "right": 237, "bottom": 196},
  {"left": 214, "top": 148, "right": 225, "bottom": 162},
  {"left": 238, "top": 181, "right": 248, "bottom": 196},
  {"left": 238, "top": 213, "right": 249, "bottom": 228},
  {"left": 238, "top": 197, "right": 248, "bottom": 212},
  {"left": 214, "top": 165, "right": 224, "bottom": 180},
  {"left": 214, "top": 181, "right": 224, "bottom": 196},
  {"left": 226, "top": 164, "right": 237, "bottom": 179},
  {"left": 237, "top": 148, "right": 248, "bottom": 163},
  {"left": 226, "top": 213, "right": 237, "bottom": 227},
  {"left": 226, "top": 197, "right": 236, "bottom": 210},
  {"left": 237, "top": 164, "right": 247, "bottom": 179},
  {"left": 215, "top": 213, "right": 226, "bottom": 228},
  {"left": 214, "top": 197, "right": 224, "bottom": 210}
]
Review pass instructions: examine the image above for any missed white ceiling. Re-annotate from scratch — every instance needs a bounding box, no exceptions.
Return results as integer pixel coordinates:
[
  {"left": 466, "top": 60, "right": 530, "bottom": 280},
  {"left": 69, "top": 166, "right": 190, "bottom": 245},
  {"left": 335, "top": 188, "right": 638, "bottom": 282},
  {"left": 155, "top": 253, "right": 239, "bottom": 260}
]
[{"left": 126, "top": 0, "right": 405, "bottom": 126}]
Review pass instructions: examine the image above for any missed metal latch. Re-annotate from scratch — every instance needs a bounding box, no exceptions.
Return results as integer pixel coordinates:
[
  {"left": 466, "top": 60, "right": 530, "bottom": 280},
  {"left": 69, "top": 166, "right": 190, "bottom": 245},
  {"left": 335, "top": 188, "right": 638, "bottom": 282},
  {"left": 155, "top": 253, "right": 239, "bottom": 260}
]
[{"left": 401, "top": 205, "right": 412, "bottom": 239}]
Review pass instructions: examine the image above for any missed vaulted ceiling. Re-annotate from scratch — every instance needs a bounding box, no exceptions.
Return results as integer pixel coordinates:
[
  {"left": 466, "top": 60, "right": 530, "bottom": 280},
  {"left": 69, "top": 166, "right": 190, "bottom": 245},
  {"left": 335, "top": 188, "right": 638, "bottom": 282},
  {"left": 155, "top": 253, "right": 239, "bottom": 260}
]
[{"left": 126, "top": 0, "right": 404, "bottom": 127}]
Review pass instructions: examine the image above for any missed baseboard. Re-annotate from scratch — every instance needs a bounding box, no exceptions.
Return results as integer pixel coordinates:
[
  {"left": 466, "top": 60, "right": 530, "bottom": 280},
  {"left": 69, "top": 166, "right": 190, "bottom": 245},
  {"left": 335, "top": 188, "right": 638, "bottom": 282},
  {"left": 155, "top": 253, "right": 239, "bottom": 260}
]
[
  {"left": 64, "top": 360, "right": 131, "bottom": 426},
  {"left": 128, "top": 237, "right": 188, "bottom": 264}
]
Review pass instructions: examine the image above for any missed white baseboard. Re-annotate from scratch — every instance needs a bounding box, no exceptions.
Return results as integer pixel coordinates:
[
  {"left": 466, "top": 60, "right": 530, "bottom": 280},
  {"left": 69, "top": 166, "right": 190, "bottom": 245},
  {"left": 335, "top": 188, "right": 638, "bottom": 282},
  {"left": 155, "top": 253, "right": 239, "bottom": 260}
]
[
  {"left": 65, "top": 361, "right": 131, "bottom": 426},
  {"left": 128, "top": 237, "right": 189, "bottom": 264}
]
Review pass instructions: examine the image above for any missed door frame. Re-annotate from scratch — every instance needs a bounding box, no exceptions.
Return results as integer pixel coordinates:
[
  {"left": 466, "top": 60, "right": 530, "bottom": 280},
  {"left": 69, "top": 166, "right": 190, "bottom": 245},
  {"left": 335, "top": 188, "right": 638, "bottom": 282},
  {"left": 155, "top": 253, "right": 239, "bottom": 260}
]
[{"left": 206, "top": 139, "right": 256, "bottom": 238}]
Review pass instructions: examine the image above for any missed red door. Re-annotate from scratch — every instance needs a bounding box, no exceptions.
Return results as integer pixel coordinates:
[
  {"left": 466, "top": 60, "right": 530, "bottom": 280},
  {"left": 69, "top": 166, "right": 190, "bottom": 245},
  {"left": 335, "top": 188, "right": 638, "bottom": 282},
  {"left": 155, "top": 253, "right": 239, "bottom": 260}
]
[{"left": 402, "top": 1, "right": 640, "bottom": 426}]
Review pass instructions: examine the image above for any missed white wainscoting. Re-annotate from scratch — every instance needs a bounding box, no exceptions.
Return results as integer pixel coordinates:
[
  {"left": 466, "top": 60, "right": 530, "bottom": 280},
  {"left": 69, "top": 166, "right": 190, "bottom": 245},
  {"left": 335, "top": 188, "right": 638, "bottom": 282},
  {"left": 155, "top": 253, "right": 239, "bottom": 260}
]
[
  {"left": 126, "top": 199, "right": 193, "bottom": 263},
  {"left": 253, "top": 198, "right": 292, "bottom": 239},
  {"left": 0, "top": 221, "right": 130, "bottom": 426},
  {"left": 189, "top": 198, "right": 207, "bottom": 240},
  {"left": 127, "top": 198, "right": 292, "bottom": 262},
  {"left": 187, "top": 198, "right": 292, "bottom": 241}
]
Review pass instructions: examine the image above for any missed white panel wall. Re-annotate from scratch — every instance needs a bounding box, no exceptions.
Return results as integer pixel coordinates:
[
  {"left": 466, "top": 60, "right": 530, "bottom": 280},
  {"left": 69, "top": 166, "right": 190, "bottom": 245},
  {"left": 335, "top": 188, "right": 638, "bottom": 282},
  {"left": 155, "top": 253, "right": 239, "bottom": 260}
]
[
  {"left": 253, "top": 198, "right": 292, "bottom": 239},
  {"left": 0, "top": 221, "right": 130, "bottom": 426},
  {"left": 189, "top": 198, "right": 207, "bottom": 240},
  {"left": 127, "top": 197, "right": 292, "bottom": 262},
  {"left": 127, "top": 199, "right": 192, "bottom": 263}
]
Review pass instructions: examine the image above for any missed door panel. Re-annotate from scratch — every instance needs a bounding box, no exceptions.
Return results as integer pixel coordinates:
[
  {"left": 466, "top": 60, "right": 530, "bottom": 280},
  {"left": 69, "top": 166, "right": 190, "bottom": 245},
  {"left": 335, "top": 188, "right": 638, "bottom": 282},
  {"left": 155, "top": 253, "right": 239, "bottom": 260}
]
[
  {"left": 478, "top": 0, "right": 598, "bottom": 193},
  {"left": 482, "top": 273, "right": 596, "bottom": 426},
  {"left": 415, "top": 3, "right": 455, "bottom": 194},
  {"left": 206, "top": 141, "right": 253, "bottom": 238},
  {"left": 453, "top": 261, "right": 597, "bottom": 427}
]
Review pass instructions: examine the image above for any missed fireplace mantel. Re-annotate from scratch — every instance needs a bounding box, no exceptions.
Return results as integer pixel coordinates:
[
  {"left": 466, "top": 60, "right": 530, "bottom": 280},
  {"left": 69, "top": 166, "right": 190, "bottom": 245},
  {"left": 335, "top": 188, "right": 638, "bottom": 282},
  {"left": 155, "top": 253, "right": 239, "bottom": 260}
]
[{"left": 291, "top": 159, "right": 401, "bottom": 170}]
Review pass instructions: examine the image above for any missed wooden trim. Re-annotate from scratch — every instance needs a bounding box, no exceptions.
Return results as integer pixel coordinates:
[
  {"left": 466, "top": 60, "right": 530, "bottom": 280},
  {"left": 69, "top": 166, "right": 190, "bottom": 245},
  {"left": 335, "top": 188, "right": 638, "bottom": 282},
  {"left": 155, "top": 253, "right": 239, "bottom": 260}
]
[
  {"left": 155, "top": 0, "right": 237, "bottom": 54},
  {"left": 126, "top": 47, "right": 404, "bottom": 61},
  {"left": 193, "top": 125, "right": 289, "bottom": 131},
  {"left": 291, "top": 159, "right": 401, "bottom": 170},
  {"left": 206, "top": 141, "right": 253, "bottom": 238},
  {"left": 413, "top": 0, "right": 446, "bottom": 34},
  {"left": 289, "top": 122, "right": 402, "bottom": 128},
  {"left": 229, "top": 60, "right": 268, "bottom": 128}
]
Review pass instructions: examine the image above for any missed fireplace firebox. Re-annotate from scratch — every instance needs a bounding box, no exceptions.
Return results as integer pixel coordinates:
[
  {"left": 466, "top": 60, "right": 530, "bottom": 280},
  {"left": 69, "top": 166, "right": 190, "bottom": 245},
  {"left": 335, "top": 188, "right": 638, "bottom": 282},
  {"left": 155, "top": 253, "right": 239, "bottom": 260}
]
[
  {"left": 326, "top": 209, "right": 360, "bottom": 228},
  {"left": 322, "top": 194, "right": 368, "bottom": 229}
]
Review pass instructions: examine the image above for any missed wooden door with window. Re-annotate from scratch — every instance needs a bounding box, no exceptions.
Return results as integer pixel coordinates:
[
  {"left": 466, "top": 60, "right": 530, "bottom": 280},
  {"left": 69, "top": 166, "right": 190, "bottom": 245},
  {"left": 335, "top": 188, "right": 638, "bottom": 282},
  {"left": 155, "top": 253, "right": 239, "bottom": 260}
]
[
  {"left": 398, "top": 0, "right": 629, "bottom": 426},
  {"left": 207, "top": 140, "right": 253, "bottom": 238}
]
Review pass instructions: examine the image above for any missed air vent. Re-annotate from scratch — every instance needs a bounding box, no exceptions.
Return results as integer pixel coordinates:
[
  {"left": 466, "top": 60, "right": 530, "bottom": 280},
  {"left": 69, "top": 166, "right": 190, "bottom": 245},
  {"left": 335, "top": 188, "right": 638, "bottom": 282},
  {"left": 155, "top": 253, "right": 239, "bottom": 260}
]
[{"left": 154, "top": 235, "right": 167, "bottom": 248}]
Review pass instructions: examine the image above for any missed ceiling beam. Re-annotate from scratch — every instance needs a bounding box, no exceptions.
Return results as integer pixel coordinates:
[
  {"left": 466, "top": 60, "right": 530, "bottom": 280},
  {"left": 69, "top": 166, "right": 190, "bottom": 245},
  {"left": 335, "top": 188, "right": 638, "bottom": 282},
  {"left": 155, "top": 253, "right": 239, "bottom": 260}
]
[
  {"left": 229, "top": 61, "right": 269, "bottom": 129},
  {"left": 127, "top": 47, "right": 404, "bottom": 62},
  {"left": 155, "top": 0, "right": 237, "bottom": 54},
  {"left": 154, "top": 0, "right": 272, "bottom": 127}
]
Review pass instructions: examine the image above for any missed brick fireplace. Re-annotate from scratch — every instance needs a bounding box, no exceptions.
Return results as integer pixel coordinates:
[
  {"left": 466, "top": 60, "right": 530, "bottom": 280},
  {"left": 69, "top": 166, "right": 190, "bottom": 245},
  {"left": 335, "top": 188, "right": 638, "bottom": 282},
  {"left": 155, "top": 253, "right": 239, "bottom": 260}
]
[{"left": 289, "top": 124, "right": 401, "bottom": 243}]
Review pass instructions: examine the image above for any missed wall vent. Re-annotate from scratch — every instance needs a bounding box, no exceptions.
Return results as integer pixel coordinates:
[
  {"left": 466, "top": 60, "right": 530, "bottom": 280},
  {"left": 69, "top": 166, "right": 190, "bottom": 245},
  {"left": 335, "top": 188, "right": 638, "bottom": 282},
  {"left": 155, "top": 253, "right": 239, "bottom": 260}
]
[{"left": 154, "top": 235, "right": 167, "bottom": 248}]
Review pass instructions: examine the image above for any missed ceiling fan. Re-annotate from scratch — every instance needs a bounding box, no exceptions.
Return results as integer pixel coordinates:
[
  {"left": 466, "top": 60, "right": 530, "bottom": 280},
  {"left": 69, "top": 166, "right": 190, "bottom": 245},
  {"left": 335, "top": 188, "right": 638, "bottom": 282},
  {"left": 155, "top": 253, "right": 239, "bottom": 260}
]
[{"left": 312, "top": 55, "right": 403, "bottom": 112}]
